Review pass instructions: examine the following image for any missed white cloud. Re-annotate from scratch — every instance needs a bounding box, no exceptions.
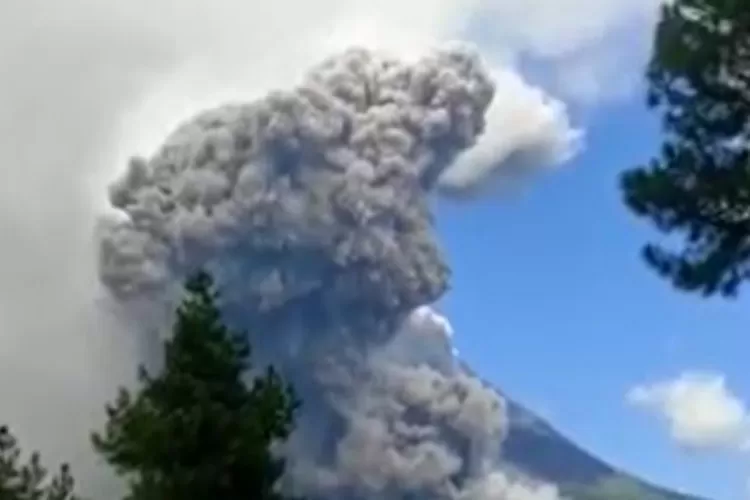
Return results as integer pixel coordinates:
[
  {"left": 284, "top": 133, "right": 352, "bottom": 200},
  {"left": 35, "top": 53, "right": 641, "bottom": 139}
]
[
  {"left": 403, "top": 306, "right": 460, "bottom": 357},
  {"left": 475, "top": 0, "right": 659, "bottom": 57},
  {"left": 470, "top": 0, "right": 661, "bottom": 103},
  {"left": 438, "top": 67, "right": 584, "bottom": 196},
  {"left": 0, "top": 0, "right": 663, "bottom": 495},
  {"left": 407, "top": 306, "right": 455, "bottom": 340},
  {"left": 627, "top": 372, "right": 750, "bottom": 452}
]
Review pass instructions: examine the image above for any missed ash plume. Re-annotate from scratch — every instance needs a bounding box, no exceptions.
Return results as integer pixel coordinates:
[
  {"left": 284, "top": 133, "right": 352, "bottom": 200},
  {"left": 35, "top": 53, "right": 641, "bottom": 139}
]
[{"left": 98, "top": 45, "right": 561, "bottom": 500}]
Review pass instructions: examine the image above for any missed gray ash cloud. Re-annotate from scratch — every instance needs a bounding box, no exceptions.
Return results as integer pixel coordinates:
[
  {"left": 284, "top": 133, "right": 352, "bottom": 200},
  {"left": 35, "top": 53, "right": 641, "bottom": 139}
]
[{"left": 97, "top": 45, "right": 560, "bottom": 500}]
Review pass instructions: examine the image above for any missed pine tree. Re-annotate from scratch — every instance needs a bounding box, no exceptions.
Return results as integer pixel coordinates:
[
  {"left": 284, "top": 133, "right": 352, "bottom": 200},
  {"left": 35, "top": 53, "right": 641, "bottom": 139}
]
[
  {"left": 620, "top": 0, "right": 750, "bottom": 296},
  {"left": 91, "top": 270, "right": 300, "bottom": 500},
  {"left": 0, "top": 425, "right": 80, "bottom": 500}
]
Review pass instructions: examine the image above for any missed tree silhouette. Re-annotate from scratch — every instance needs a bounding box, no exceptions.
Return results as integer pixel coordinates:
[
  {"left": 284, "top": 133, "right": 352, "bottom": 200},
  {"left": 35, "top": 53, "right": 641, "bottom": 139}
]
[
  {"left": 0, "top": 425, "right": 80, "bottom": 500},
  {"left": 92, "top": 270, "right": 300, "bottom": 500},
  {"left": 621, "top": 0, "right": 750, "bottom": 296}
]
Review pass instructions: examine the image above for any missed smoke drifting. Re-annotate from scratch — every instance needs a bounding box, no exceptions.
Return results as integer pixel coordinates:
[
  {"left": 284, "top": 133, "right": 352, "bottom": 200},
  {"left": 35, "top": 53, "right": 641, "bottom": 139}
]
[
  {"left": 98, "top": 46, "right": 562, "bottom": 499},
  {"left": 102, "top": 46, "right": 493, "bottom": 307},
  {"left": 0, "top": 0, "right": 665, "bottom": 499}
]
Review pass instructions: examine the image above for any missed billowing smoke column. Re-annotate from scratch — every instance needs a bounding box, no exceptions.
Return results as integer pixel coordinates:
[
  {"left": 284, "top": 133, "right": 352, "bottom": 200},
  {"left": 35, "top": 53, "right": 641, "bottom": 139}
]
[{"left": 98, "top": 45, "right": 560, "bottom": 500}]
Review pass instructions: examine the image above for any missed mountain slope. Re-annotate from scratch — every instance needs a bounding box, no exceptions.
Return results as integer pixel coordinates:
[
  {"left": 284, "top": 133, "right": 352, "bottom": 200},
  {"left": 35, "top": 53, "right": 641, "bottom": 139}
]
[
  {"left": 452, "top": 361, "right": 703, "bottom": 500},
  {"left": 501, "top": 394, "right": 706, "bottom": 500}
]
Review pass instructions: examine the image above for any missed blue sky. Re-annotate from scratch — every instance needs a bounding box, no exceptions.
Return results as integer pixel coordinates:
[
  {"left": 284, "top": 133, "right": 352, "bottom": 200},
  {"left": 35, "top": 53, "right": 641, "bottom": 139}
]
[{"left": 436, "top": 100, "right": 750, "bottom": 499}]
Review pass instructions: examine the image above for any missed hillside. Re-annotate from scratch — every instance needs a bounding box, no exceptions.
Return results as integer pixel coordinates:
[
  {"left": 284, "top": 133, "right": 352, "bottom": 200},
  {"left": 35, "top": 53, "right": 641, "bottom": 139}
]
[{"left": 501, "top": 393, "right": 706, "bottom": 500}]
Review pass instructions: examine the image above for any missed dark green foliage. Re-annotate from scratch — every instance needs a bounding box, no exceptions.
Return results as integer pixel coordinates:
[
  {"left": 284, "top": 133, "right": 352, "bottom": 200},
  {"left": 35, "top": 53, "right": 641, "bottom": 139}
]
[
  {"left": 0, "top": 426, "right": 80, "bottom": 500},
  {"left": 91, "top": 270, "right": 300, "bottom": 500},
  {"left": 621, "top": 0, "right": 750, "bottom": 296}
]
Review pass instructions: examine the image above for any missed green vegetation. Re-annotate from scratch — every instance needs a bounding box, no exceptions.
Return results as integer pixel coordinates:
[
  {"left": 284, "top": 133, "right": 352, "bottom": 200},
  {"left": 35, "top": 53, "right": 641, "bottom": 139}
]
[
  {"left": 2, "top": 271, "right": 299, "bottom": 500},
  {"left": 91, "top": 270, "right": 300, "bottom": 500},
  {"left": 621, "top": 0, "right": 750, "bottom": 297},
  {"left": 0, "top": 425, "right": 80, "bottom": 500}
]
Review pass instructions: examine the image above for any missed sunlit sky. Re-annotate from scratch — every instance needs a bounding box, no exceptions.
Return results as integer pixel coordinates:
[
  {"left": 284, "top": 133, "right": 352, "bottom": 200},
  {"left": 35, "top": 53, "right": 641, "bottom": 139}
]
[{"left": 438, "top": 101, "right": 750, "bottom": 500}]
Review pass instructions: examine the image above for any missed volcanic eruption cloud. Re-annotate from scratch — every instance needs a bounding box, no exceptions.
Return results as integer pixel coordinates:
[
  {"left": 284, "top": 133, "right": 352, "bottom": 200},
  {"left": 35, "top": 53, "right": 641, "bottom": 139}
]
[
  {"left": 0, "top": 0, "right": 667, "bottom": 498},
  {"left": 99, "top": 46, "right": 563, "bottom": 500}
]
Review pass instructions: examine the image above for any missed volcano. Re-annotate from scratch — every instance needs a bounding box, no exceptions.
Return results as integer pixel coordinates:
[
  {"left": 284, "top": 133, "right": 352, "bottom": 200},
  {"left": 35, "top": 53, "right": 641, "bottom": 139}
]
[
  {"left": 97, "top": 45, "right": 709, "bottom": 500},
  {"left": 500, "top": 389, "right": 705, "bottom": 500}
]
